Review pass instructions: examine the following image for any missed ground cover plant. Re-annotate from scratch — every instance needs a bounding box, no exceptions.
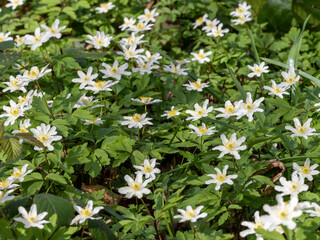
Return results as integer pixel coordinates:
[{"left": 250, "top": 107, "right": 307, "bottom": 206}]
[{"left": 1, "top": 0, "right": 320, "bottom": 239}]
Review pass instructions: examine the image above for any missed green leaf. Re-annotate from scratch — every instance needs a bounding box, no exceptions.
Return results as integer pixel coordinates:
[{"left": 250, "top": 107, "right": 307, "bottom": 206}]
[
  {"left": 0, "top": 41, "right": 14, "bottom": 50},
  {"left": 0, "top": 122, "right": 4, "bottom": 139},
  {"left": 0, "top": 219, "right": 14, "bottom": 239},
  {"left": 0, "top": 137, "right": 22, "bottom": 160},
  {"left": 287, "top": 15, "right": 311, "bottom": 66},
  {"left": 32, "top": 97, "right": 52, "bottom": 117},
  {"left": 251, "top": 175, "right": 275, "bottom": 187},
  {"left": 72, "top": 109, "right": 95, "bottom": 120},
  {"left": 255, "top": 229, "right": 286, "bottom": 240},
  {"left": 45, "top": 173, "right": 68, "bottom": 185},
  {"left": 226, "top": 64, "right": 246, "bottom": 100},
  {"left": 88, "top": 219, "right": 117, "bottom": 240},
  {"left": 33, "top": 193, "right": 74, "bottom": 228},
  {"left": 15, "top": 132, "right": 44, "bottom": 148}
]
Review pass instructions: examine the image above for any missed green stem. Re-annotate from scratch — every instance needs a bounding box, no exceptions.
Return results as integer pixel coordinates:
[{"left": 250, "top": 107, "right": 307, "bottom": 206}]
[
  {"left": 100, "top": 93, "right": 103, "bottom": 118},
  {"left": 300, "top": 137, "right": 303, "bottom": 154},
  {"left": 200, "top": 135, "right": 203, "bottom": 152}
]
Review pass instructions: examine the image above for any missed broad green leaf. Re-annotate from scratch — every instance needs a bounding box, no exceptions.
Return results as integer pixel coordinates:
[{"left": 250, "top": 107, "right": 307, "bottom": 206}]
[
  {"left": 32, "top": 97, "right": 52, "bottom": 117},
  {"left": 88, "top": 219, "right": 117, "bottom": 240},
  {"left": 251, "top": 175, "right": 275, "bottom": 187},
  {"left": 45, "top": 173, "right": 68, "bottom": 185},
  {"left": 33, "top": 193, "right": 74, "bottom": 228},
  {"left": 0, "top": 41, "right": 14, "bottom": 50},
  {"left": 72, "top": 108, "right": 95, "bottom": 120},
  {"left": 255, "top": 229, "right": 286, "bottom": 240},
  {"left": 0, "top": 137, "right": 22, "bottom": 160}
]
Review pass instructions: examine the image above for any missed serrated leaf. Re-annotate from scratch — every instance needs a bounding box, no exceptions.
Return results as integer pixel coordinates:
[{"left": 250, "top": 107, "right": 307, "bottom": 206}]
[
  {"left": 251, "top": 175, "right": 275, "bottom": 187},
  {"left": 32, "top": 97, "right": 52, "bottom": 117},
  {"left": 255, "top": 229, "right": 286, "bottom": 240},
  {"left": 0, "top": 137, "right": 22, "bottom": 160},
  {"left": 0, "top": 122, "right": 4, "bottom": 139},
  {"left": 15, "top": 132, "right": 44, "bottom": 148},
  {"left": 45, "top": 173, "right": 68, "bottom": 185},
  {"left": 72, "top": 109, "right": 95, "bottom": 120}
]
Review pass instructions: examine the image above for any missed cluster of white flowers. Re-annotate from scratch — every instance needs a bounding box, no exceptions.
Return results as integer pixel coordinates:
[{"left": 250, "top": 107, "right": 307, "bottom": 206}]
[
  {"left": 241, "top": 158, "right": 320, "bottom": 239},
  {"left": 230, "top": 1, "right": 252, "bottom": 25},
  {"left": 192, "top": 14, "right": 229, "bottom": 38}
]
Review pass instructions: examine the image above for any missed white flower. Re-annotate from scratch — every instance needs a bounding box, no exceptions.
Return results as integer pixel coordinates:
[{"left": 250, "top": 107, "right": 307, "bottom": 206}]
[
  {"left": 205, "top": 165, "right": 238, "bottom": 190},
  {"left": 72, "top": 67, "right": 98, "bottom": 89},
  {"left": 12, "top": 119, "right": 31, "bottom": 142},
  {"left": 131, "top": 97, "right": 162, "bottom": 105},
  {"left": 263, "top": 194, "right": 302, "bottom": 230},
  {"left": 13, "top": 61, "right": 28, "bottom": 73},
  {"left": 0, "top": 32, "right": 13, "bottom": 42},
  {"left": 3, "top": 75, "right": 27, "bottom": 93},
  {"left": 275, "top": 172, "right": 308, "bottom": 196},
  {"left": 212, "top": 133, "right": 247, "bottom": 160},
  {"left": 191, "top": 49, "right": 212, "bottom": 64},
  {"left": 141, "top": 50, "right": 162, "bottom": 64},
  {"left": 214, "top": 100, "right": 242, "bottom": 119},
  {"left": 0, "top": 100, "right": 28, "bottom": 126},
  {"left": 86, "top": 31, "right": 113, "bottom": 49},
  {"left": 6, "top": 0, "right": 24, "bottom": 10},
  {"left": 30, "top": 124, "right": 62, "bottom": 151},
  {"left": 14, "top": 204, "right": 49, "bottom": 229},
  {"left": 281, "top": 65, "right": 300, "bottom": 87},
  {"left": 84, "top": 118, "right": 104, "bottom": 126},
  {"left": 119, "top": 17, "right": 136, "bottom": 31},
  {"left": 138, "top": 8, "right": 159, "bottom": 23},
  {"left": 17, "top": 90, "right": 36, "bottom": 109},
  {"left": 119, "top": 33, "right": 146, "bottom": 46},
  {"left": 41, "top": 19, "right": 66, "bottom": 39},
  {"left": 117, "top": 44, "right": 144, "bottom": 60},
  {"left": 163, "top": 62, "right": 188, "bottom": 75},
  {"left": 240, "top": 211, "right": 269, "bottom": 240},
  {"left": 189, "top": 123, "right": 216, "bottom": 137},
  {"left": 230, "top": 2, "right": 252, "bottom": 17},
  {"left": 7, "top": 164, "right": 33, "bottom": 182},
  {"left": 95, "top": 2, "right": 115, "bottom": 13},
  {"left": 161, "top": 106, "right": 181, "bottom": 119},
  {"left": 132, "top": 58, "right": 159, "bottom": 75},
  {"left": 285, "top": 118, "right": 318, "bottom": 139},
  {"left": 186, "top": 99, "right": 213, "bottom": 121},
  {"left": 74, "top": 94, "right": 98, "bottom": 108},
  {"left": 207, "top": 23, "right": 229, "bottom": 37},
  {"left": 201, "top": 18, "right": 220, "bottom": 32},
  {"left": 14, "top": 35, "right": 24, "bottom": 46},
  {"left": 247, "top": 62, "right": 269, "bottom": 78},
  {"left": 292, "top": 158, "right": 319, "bottom": 181},
  {"left": 129, "top": 20, "right": 154, "bottom": 33},
  {"left": 0, "top": 189, "right": 15, "bottom": 204},
  {"left": 0, "top": 179, "right": 19, "bottom": 190},
  {"left": 192, "top": 14, "right": 208, "bottom": 29},
  {"left": 231, "top": 14, "right": 252, "bottom": 25},
  {"left": 71, "top": 200, "right": 104, "bottom": 225},
  {"left": 119, "top": 113, "right": 153, "bottom": 129},
  {"left": 118, "top": 173, "right": 151, "bottom": 199},
  {"left": 237, "top": 92, "right": 264, "bottom": 122},
  {"left": 133, "top": 158, "right": 161, "bottom": 180},
  {"left": 22, "top": 65, "right": 52, "bottom": 83},
  {"left": 263, "top": 80, "right": 290, "bottom": 98},
  {"left": 24, "top": 28, "right": 50, "bottom": 51},
  {"left": 305, "top": 202, "right": 320, "bottom": 217},
  {"left": 183, "top": 79, "right": 209, "bottom": 92},
  {"left": 85, "top": 80, "right": 119, "bottom": 94},
  {"left": 174, "top": 206, "right": 207, "bottom": 223},
  {"left": 177, "top": 59, "right": 190, "bottom": 65}
]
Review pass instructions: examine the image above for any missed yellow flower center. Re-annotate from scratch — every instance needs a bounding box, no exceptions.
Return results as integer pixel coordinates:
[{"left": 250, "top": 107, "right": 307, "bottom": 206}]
[
  {"left": 0, "top": 36, "right": 4, "bottom": 42},
  {"left": 236, "top": 8, "right": 244, "bottom": 14},
  {"left": 145, "top": 13, "right": 152, "bottom": 18},
  {"left": 215, "top": 29, "right": 221, "bottom": 35},
  {"left": 18, "top": 96, "right": 27, "bottom": 104},
  {"left": 10, "top": 107, "right": 20, "bottom": 116},
  {"left": 196, "top": 108, "right": 204, "bottom": 116},
  {"left": 196, "top": 17, "right": 203, "bottom": 24},
  {"left": 290, "top": 183, "right": 298, "bottom": 191},
  {"left": 225, "top": 105, "right": 235, "bottom": 114},
  {"left": 167, "top": 109, "right": 177, "bottom": 116},
  {"left": 296, "top": 126, "right": 306, "bottom": 134},
  {"left": 198, "top": 126, "right": 208, "bottom": 134},
  {"left": 140, "top": 97, "right": 152, "bottom": 103},
  {"left": 244, "top": 102, "right": 253, "bottom": 110},
  {"left": 111, "top": 66, "right": 119, "bottom": 73},
  {"left": 80, "top": 207, "right": 93, "bottom": 217},
  {"left": 143, "top": 164, "right": 152, "bottom": 173},
  {"left": 215, "top": 173, "right": 226, "bottom": 182},
  {"left": 172, "top": 66, "right": 179, "bottom": 72},
  {"left": 19, "top": 126, "right": 28, "bottom": 133},
  {"left": 136, "top": 23, "right": 145, "bottom": 30},
  {"left": 254, "top": 67, "right": 261, "bottom": 73},
  {"left": 192, "top": 81, "right": 203, "bottom": 89},
  {"left": 272, "top": 87, "right": 281, "bottom": 93},
  {"left": 132, "top": 114, "right": 142, "bottom": 122},
  {"left": 255, "top": 222, "right": 263, "bottom": 229},
  {"left": 89, "top": 118, "right": 99, "bottom": 124},
  {"left": 37, "top": 133, "right": 49, "bottom": 143},
  {"left": 29, "top": 216, "right": 38, "bottom": 222},
  {"left": 286, "top": 76, "right": 295, "bottom": 83},
  {"left": 197, "top": 53, "right": 205, "bottom": 59},
  {"left": 301, "top": 166, "right": 310, "bottom": 174},
  {"left": 238, "top": 16, "right": 245, "bottom": 22},
  {"left": 278, "top": 210, "right": 288, "bottom": 219},
  {"left": 28, "top": 69, "right": 39, "bottom": 78},
  {"left": 224, "top": 140, "right": 236, "bottom": 150},
  {"left": 101, "top": 3, "right": 109, "bottom": 9},
  {"left": 130, "top": 181, "right": 141, "bottom": 191},
  {"left": 0, "top": 181, "right": 9, "bottom": 188},
  {"left": 94, "top": 81, "right": 105, "bottom": 89},
  {"left": 11, "top": 79, "right": 20, "bottom": 88},
  {"left": 11, "top": 169, "right": 22, "bottom": 178}
]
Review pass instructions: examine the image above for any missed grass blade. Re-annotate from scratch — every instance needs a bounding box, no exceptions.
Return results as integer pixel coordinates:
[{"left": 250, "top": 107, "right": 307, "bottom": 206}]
[{"left": 226, "top": 63, "right": 246, "bottom": 99}]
